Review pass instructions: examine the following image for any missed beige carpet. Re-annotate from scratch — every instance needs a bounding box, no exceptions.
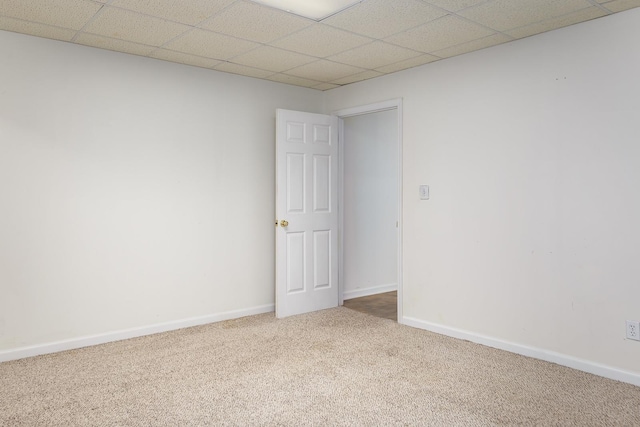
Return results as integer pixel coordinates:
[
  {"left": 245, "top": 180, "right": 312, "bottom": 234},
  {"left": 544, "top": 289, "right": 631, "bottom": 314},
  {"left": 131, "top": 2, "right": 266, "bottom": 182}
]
[{"left": 1, "top": 307, "right": 639, "bottom": 426}]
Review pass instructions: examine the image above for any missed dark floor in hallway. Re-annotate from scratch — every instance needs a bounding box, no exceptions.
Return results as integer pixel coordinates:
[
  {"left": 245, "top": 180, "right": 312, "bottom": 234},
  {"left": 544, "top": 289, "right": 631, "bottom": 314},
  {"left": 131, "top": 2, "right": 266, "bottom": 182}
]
[{"left": 343, "top": 291, "right": 397, "bottom": 321}]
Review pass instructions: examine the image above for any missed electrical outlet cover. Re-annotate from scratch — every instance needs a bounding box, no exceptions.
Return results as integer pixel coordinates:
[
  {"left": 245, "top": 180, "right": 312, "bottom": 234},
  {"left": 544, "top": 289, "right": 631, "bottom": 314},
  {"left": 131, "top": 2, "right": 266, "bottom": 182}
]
[{"left": 626, "top": 320, "right": 640, "bottom": 341}]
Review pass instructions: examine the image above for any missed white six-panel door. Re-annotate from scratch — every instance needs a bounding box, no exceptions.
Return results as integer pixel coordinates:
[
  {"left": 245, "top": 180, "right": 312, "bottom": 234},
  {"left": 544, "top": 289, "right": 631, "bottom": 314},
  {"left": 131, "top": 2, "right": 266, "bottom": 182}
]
[{"left": 276, "top": 109, "right": 338, "bottom": 318}]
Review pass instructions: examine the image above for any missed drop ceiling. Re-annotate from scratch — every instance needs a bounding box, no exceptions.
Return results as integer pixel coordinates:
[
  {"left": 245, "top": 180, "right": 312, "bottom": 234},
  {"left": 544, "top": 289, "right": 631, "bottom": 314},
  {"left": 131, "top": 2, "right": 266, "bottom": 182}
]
[{"left": 1, "top": 0, "right": 638, "bottom": 90}]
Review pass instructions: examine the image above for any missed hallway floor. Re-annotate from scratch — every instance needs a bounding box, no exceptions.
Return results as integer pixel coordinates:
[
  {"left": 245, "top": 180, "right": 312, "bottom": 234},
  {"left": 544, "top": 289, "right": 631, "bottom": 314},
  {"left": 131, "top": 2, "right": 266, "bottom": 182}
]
[{"left": 343, "top": 291, "right": 397, "bottom": 321}]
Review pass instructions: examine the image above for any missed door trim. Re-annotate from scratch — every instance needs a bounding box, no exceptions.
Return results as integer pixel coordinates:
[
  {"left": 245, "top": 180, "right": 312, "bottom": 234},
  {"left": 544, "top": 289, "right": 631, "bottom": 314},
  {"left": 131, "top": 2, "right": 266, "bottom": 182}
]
[{"left": 333, "top": 99, "right": 404, "bottom": 323}]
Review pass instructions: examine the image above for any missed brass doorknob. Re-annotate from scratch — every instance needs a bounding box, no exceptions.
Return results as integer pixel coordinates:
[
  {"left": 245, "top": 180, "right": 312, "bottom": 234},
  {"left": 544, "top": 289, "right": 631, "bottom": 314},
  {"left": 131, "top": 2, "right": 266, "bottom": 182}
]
[{"left": 280, "top": 219, "right": 289, "bottom": 227}]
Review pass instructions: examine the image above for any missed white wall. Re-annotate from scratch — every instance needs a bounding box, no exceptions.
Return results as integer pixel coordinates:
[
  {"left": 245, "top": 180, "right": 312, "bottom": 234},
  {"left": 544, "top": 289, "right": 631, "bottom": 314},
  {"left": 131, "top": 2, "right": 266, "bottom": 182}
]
[
  {"left": 0, "top": 30, "right": 323, "bottom": 354},
  {"left": 326, "top": 9, "right": 640, "bottom": 380},
  {"left": 342, "top": 111, "right": 398, "bottom": 299}
]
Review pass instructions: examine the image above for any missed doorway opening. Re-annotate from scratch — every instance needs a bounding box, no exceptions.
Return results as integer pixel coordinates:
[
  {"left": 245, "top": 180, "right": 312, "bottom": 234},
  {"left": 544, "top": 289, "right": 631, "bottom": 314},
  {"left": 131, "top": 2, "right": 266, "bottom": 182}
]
[
  {"left": 274, "top": 100, "right": 402, "bottom": 321},
  {"left": 335, "top": 99, "right": 403, "bottom": 323}
]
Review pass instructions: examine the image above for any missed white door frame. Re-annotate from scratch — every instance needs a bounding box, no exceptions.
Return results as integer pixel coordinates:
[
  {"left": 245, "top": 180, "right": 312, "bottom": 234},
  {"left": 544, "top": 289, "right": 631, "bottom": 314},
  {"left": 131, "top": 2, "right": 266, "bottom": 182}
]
[{"left": 333, "top": 99, "right": 404, "bottom": 323}]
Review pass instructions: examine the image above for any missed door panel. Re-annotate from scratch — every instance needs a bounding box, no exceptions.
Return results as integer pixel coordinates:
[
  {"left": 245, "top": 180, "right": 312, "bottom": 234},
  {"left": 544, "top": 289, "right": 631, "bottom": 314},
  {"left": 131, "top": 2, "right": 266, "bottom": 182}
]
[
  {"left": 287, "top": 153, "right": 305, "bottom": 213},
  {"left": 286, "top": 232, "right": 305, "bottom": 293},
  {"left": 313, "top": 230, "right": 331, "bottom": 289},
  {"left": 276, "top": 109, "right": 338, "bottom": 318},
  {"left": 313, "top": 155, "right": 331, "bottom": 212}
]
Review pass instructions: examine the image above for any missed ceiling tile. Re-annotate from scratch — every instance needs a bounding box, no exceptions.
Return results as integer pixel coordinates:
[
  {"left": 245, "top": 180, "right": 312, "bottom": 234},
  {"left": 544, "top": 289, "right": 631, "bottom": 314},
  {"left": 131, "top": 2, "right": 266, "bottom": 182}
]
[
  {"left": 0, "top": 0, "right": 101, "bottom": 30},
  {"left": 200, "top": 0, "right": 312, "bottom": 43},
  {"left": 599, "top": 0, "right": 640, "bottom": 12},
  {"left": 328, "top": 41, "right": 422, "bottom": 69},
  {"left": 83, "top": 7, "right": 190, "bottom": 46},
  {"left": 313, "top": 83, "right": 340, "bottom": 91},
  {"left": 267, "top": 73, "right": 322, "bottom": 88},
  {"left": 385, "top": 15, "right": 495, "bottom": 53},
  {"left": 272, "top": 24, "right": 372, "bottom": 58},
  {"left": 3, "top": 0, "right": 631, "bottom": 90},
  {"left": 431, "top": 33, "right": 512, "bottom": 58},
  {"left": 213, "top": 62, "right": 275, "bottom": 78},
  {"left": 323, "top": 0, "right": 446, "bottom": 39},
  {"left": 229, "top": 46, "right": 316, "bottom": 73},
  {"left": 74, "top": 33, "right": 156, "bottom": 56},
  {"left": 330, "top": 70, "right": 383, "bottom": 85},
  {"left": 109, "top": 0, "right": 235, "bottom": 26},
  {"left": 164, "top": 29, "right": 259, "bottom": 60},
  {"left": 149, "top": 49, "right": 222, "bottom": 68},
  {"left": 285, "top": 59, "right": 365, "bottom": 82},
  {"left": 375, "top": 54, "right": 440, "bottom": 74},
  {"left": 506, "top": 7, "right": 608, "bottom": 39},
  {"left": 457, "top": 0, "right": 594, "bottom": 32},
  {"left": 422, "top": 0, "right": 487, "bottom": 12},
  {"left": 0, "top": 16, "right": 76, "bottom": 41}
]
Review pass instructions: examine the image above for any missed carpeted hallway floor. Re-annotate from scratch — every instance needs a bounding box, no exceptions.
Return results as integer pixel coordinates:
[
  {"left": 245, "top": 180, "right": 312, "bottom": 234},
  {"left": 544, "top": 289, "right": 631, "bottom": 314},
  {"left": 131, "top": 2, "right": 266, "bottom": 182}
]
[{"left": 1, "top": 307, "right": 639, "bottom": 426}]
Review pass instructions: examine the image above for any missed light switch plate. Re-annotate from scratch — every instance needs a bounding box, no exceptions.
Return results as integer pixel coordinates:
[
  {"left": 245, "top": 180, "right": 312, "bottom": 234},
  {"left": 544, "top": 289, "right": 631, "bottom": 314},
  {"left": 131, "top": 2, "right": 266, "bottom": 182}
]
[{"left": 419, "top": 185, "right": 429, "bottom": 200}]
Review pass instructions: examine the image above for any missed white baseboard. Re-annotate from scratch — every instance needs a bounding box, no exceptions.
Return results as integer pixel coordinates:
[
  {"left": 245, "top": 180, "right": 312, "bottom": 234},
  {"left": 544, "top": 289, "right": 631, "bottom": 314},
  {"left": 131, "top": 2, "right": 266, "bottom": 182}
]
[
  {"left": 0, "top": 304, "right": 275, "bottom": 363},
  {"left": 343, "top": 283, "right": 397, "bottom": 300},
  {"left": 402, "top": 316, "right": 640, "bottom": 388}
]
